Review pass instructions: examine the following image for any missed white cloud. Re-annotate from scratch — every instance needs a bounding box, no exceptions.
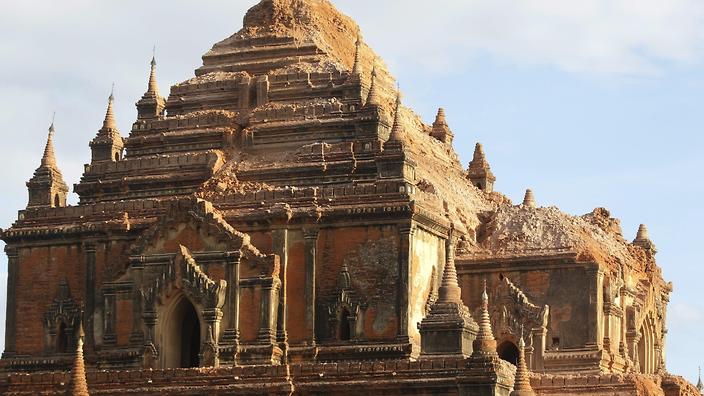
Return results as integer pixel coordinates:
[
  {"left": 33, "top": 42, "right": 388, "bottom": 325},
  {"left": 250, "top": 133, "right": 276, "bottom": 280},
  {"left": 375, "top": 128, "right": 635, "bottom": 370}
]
[{"left": 338, "top": 0, "right": 704, "bottom": 75}]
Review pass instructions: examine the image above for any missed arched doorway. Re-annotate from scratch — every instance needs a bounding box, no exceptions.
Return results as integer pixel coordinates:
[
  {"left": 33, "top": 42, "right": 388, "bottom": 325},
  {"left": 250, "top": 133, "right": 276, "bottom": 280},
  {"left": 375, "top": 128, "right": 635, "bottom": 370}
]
[
  {"left": 338, "top": 307, "right": 351, "bottom": 341},
  {"left": 497, "top": 340, "right": 520, "bottom": 365},
  {"left": 56, "top": 321, "right": 68, "bottom": 353},
  {"left": 163, "top": 296, "right": 201, "bottom": 368}
]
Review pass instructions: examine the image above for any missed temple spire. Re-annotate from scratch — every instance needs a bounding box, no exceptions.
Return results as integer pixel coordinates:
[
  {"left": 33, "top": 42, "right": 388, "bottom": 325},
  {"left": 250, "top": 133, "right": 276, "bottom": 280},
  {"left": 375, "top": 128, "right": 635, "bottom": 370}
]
[
  {"left": 68, "top": 323, "right": 89, "bottom": 396},
  {"left": 510, "top": 328, "right": 535, "bottom": 396},
  {"left": 27, "top": 115, "right": 69, "bottom": 208},
  {"left": 437, "top": 226, "right": 462, "bottom": 303},
  {"left": 633, "top": 224, "right": 657, "bottom": 254},
  {"left": 471, "top": 280, "right": 498, "bottom": 357},
  {"left": 388, "top": 89, "right": 403, "bottom": 143},
  {"left": 431, "top": 107, "right": 454, "bottom": 145},
  {"left": 466, "top": 142, "right": 496, "bottom": 192},
  {"left": 102, "top": 85, "right": 117, "bottom": 131},
  {"left": 351, "top": 35, "right": 362, "bottom": 76},
  {"left": 365, "top": 64, "right": 380, "bottom": 106},
  {"left": 90, "top": 87, "right": 124, "bottom": 163},
  {"left": 696, "top": 366, "right": 703, "bottom": 392},
  {"left": 137, "top": 50, "right": 166, "bottom": 120},
  {"left": 41, "top": 114, "right": 57, "bottom": 168},
  {"left": 418, "top": 225, "right": 478, "bottom": 358},
  {"left": 148, "top": 46, "right": 159, "bottom": 95},
  {"left": 522, "top": 189, "right": 536, "bottom": 208}
]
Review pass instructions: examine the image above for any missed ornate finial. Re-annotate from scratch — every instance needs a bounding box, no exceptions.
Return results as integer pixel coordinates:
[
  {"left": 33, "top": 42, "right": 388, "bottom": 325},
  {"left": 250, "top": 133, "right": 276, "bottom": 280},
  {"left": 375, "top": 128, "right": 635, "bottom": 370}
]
[
  {"left": 472, "top": 279, "right": 498, "bottom": 357},
  {"left": 388, "top": 88, "right": 403, "bottom": 142},
  {"left": 148, "top": 48, "right": 159, "bottom": 95},
  {"left": 365, "top": 64, "right": 380, "bottom": 106},
  {"left": 431, "top": 107, "right": 453, "bottom": 144},
  {"left": 697, "top": 366, "right": 703, "bottom": 391},
  {"left": 434, "top": 108, "right": 447, "bottom": 126},
  {"left": 633, "top": 224, "right": 657, "bottom": 253},
  {"left": 438, "top": 226, "right": 462, "bottom": 303},
  {"left": 351, "top": 35, "right": 362, "bottom": 75},
  {"left": 102, "top": 86, "right": 117, "bottom": 131},
  {"left": 473, "top": 143, "right": 485, "bottom": 162},
  {"left": 41, "top": 114, "right": 58, "bottom": 167},
  {"left": 522, "top": 189, "right": 536, "bottom": 208},
  {"left": 510, "top": 325, "right": 535, "bottom": 396},
  {"left": 68, "top": 320, "right": 90, "bottom": 396},
  {"left": 466, "top": 142, "right": 496, "bottom": 192}
]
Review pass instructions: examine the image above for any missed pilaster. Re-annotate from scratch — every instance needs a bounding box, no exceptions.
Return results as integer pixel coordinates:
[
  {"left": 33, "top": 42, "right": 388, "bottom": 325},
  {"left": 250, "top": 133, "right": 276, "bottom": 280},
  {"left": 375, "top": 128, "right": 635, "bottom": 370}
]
[
  {"left": 303, "top": 228, "right": 319, "bottom": 345},
  {"left": 2, "top": 246, "right": 19, "bottom": 357},
  {"left": 397, "top": 224, "right": 414, "bottom": 344},
  {"left": 83, "top": 243, "right": 96, "bottom": 351},
  {"left": 273, "top": 229, "right": 289, "bottom": 359}
]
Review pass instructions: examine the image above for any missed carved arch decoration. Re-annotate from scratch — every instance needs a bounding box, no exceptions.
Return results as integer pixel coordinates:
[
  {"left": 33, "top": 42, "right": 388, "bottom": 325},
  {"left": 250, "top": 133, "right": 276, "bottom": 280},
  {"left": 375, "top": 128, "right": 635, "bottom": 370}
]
[
  {"left": 627, "top": 280, "right": 666, "bottom": 374},
  {"left": 43, "top": 279, "right": 82, "bottom": 354},
  {"left": 487, "top": 274, "right": 550, "bottom": 370},
  {"left": 140, "top": 245, "right": 227, "bottom": 369},
  {"left": 130, "top": 197, "right": 252, "bottom": 256},
  {"left": 323, "top": 263, "right": 368, "bottom": 342},
  {"left": 141, "top": 245, "right": 227, "bottom": 314}
]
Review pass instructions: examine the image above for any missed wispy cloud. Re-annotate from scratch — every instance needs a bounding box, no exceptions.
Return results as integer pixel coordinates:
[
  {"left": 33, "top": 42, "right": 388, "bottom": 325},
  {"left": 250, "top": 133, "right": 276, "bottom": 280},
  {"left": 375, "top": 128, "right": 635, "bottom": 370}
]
[{"left": 339, "top": 0, "right": 704, "bottom": 75}]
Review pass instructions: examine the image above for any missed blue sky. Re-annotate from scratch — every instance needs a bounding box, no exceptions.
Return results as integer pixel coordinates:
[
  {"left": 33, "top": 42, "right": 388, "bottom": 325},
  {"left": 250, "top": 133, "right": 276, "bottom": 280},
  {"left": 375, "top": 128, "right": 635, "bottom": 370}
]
[{"left": 0, "top": 0, "right": 702, "bottom": 382}]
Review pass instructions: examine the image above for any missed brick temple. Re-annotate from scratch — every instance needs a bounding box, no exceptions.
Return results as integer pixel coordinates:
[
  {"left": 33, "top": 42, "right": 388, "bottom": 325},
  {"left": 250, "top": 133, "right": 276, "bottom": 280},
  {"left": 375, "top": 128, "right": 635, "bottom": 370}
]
[{"left": 0, "top": 0, "right": 700, "bottom": 394}]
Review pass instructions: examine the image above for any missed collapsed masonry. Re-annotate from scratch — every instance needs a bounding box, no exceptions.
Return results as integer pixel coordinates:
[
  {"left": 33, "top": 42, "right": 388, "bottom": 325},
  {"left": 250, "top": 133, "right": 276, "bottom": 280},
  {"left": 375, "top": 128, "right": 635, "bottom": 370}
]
[{"left": 0, "top": 0, "right": 698, "bottom": 395}]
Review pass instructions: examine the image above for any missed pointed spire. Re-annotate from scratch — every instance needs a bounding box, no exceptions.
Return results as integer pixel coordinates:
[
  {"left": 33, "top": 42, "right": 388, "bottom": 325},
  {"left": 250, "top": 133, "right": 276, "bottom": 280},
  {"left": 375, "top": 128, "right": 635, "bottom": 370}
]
[
  {"left": 27, "top": 114, "right": 68, "bottom": 208},
  {"left": 90, "top": 86, "right": 124, "bottom": 163},
  {"left": 137, "top": 49, "right": 166, "bottom": 120},
  {"left": 510, "top": 327, "right": 535, "bottom": 396},
  {"left": 434, "top": 108, "right": 447, "bottom": 126},
  {"left": 696, "top": 366, "right": 703, "bottom": 391},
  {"left": 351, "top": 35, "right": 362, "bottom": 76},
  {"left": 365, "top": 64, "right": 380, "bottom": 106},
  {"left": 388, "top": 89, "right": 403, "bottom": 143},
  {"left": 41, "top": 114, "right": 57, "bottom": 168},
  {"left": 467, "top": 142, "right": 496, "bottom": 192},
  {"left": 102, "top": 85, "right": 117, "bottom": 131},
  {"left": 68, "top": 323, "right": 89, "bottom": 396},
  {"left": 472, "top": 280, "right": 498, "bottom": 357},
  {"left": 438, "top": 227, "right": 462, "bottom": 303},
  {"left": 147, "top": 46, "right": 159, "bottom": 95},
  {"left": 635, "top": 224, "right": 649, "bottom": 241},
  {"left": 633, "top": 224, "right": 657, "bottom": 253},
  {"left": 473, "top": 142, "right": 486, "bottom": 163},
  {"left": 431, "top": 108, "right": 454, "bottom": 144},
  {"left": 522, "top": 189, "right": 536, "bottom": 208}
]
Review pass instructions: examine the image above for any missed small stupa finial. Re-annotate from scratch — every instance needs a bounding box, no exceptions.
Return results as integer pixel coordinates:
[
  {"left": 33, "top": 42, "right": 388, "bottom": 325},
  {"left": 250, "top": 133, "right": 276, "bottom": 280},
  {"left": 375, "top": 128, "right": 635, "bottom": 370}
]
[
  {"left": 102, "top": 85, "right": 117, "bottom": 131},
  {"left": 522, "top": 189, "right": 536, "bottom": 208},
  {"left": 388, "top": 87, "right": 403, "bottom": 143},
  {"left": 434, "top": 108, "right": 447, "bottom": 126},
  {"left": 365, "top": 64, "right": 380, "bottom": 106},
  {"left": 510, "top": 325, "right": 536, "bottom": 395},
  {"left": 148, "top": 47, "right": 159, "bottom": 95},
  {"left": 633, "top": 224, "right": 657, "bottom": 253},
  {"left": 471, "top": 279, "right": 498, "bottom": 358},
  {"left": 352, "top": 35, "right": 362, "bottom": 76},
  {"left": 41, "top": 114, "right": 58, "bottom": 167},
  {"left": 466, "top": 142, "right": 496, "bottom": 192},
  {"left": 68, "top": 320, "right": 89, "bottom": 396},
  {"left": 438, "top": 226, "right": 462, "bottom": 303}
]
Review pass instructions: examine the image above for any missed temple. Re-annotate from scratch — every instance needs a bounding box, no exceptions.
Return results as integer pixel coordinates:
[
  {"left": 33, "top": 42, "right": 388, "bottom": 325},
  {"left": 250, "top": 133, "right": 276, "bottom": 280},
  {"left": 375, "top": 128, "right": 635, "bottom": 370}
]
[{"left": 0, "top": 0, "right": 699, "bottom": 395}]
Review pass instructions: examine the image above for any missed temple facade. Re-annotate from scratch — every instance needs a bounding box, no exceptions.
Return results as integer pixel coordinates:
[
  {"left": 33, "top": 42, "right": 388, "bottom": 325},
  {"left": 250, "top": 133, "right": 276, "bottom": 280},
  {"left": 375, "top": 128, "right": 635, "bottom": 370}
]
[{"left": 0, "top": 0, "right": 698, "bottom": 394}]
